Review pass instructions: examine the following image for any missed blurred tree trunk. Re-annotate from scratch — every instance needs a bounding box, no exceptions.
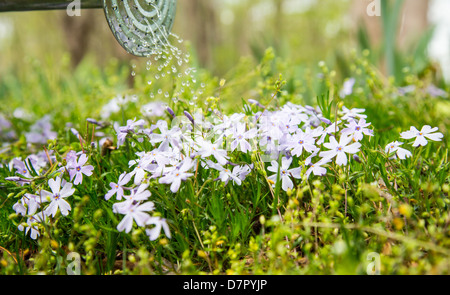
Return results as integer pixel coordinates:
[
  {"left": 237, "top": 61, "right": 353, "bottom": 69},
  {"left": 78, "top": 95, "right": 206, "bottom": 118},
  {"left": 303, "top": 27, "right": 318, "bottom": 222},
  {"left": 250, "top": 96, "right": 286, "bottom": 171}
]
[
  {"left": 351, "top": 0, "right": 429, "bottom": 49},
  {"left": 60, "top": 9, "right": 96, "bottom": 68},
  {"left": 273, "top": 0, "right": 284, "bottom": 54},
  {"left": 60, "top": 9, "right": 132, "bottom": 69},
  {"left": 177, "top": 0, "right": 218, "bottom": 69}
]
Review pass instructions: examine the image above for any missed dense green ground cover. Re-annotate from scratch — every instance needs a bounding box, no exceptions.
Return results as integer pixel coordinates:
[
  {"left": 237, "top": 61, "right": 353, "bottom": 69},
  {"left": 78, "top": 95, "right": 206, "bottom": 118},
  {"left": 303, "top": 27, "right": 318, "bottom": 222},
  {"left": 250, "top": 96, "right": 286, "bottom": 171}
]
[{"left": 0, "top": 43, "right": 449, "bottom": 275}]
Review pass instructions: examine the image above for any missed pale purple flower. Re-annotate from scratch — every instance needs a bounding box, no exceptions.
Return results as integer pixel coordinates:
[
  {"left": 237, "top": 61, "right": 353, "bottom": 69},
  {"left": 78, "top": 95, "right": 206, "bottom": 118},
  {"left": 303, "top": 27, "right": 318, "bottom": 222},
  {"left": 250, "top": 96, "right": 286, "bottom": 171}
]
[
  {"left": 141, "top": 101, "right": 166, "bottom": 118},
  {"left": 385, "top": 141, "right": 412, "bottom": 160},
  {"left": 400, "top": 125, "right": 444, "bottom": 147},
  {"left": 105, "top": 172, "right": 132, "bottom": 200},
  {"left": 285, "top": 130, "right": 318, "bottom": 157},
  {"left": 159, "top": 158, "right": 195, "bottom": 193},
  {"left": 230, "top": 122, "right": 257, "bottom": 153},
  {"left": 339, "top": 78, "right": 356, "bottom": 98},
  {"left": 68, "top": 154, "right": 94, "bottom": 185},
  {"left": 25, "top": 115, "right": 57, "bottom": 144},
  {"left": 341, "top": 106, "right": 367, "bottom": 121},
  {"left": 426, "top": 85, "right": 448, "bottom": 98},
  {"left": 115, "top": 118, "right": 146, "bottom": 147},
  {"left": 195, "top": 138, "right": 229, "bottom": 166},
  {"left": 267, "top": 157, "right": 302, "bottom": 192},
  {"left": 146, "top": 217, "right": 171, "bottom": 241},
  {"left": 150, "top": 120, "right": 182, "bottom": 151},
  {"left": 18, "top": 211, "right": 46, "bottom": 240},
  {"left": 13, "top": 193, "right": 42, "bottom": 216},
  {"left": 115, "top": 200, "right": 155, "bottom": 233},
  {"left": 207, "top": 160, "right": 242, "bottom": 186},
  {"left": 12, "top": 158, "right": 32, "bottom": 178},
  {"left": 305, "top": 158, "right": 330, "bottom": 179},
  {"left": 341, "top": 118, "right": 373, "bottom": 141},
  {"left": 128, "top": 159, "right": 150, "bottom": 185},
  {"left": 112, "top": 182, "right": 152, "bottom": 215},
  {"left": 319, "top": 135, "right": 361, "bottom": 166},
  {"left": 312, "top": 121, "right": 341, "bottom": 145},
  {"left": 41, "top": 177, "right": 75, "bottom": 217}
]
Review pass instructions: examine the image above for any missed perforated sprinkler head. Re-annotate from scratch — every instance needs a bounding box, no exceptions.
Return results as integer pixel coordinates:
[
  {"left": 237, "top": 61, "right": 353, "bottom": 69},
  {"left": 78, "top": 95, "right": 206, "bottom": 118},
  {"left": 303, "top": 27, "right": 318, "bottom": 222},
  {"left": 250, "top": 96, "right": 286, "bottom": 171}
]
[{"left": 0, "top": 0, "right": 178, "bottom": 57}]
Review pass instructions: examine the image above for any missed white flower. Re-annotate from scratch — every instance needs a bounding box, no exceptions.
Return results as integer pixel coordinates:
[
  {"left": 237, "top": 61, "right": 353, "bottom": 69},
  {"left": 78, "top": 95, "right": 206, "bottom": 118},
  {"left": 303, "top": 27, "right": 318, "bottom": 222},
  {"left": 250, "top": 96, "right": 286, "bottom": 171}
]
[
  {"left": 150, "top": 120, "right": 182, "bottom": 151},
  {"left": 284, "top": 130, "right": 318, "bottom": 157},
  {"left": 339, "top": 78, "right": 356, "bottom": 98},
  {"left": 116, "top": 201, "right": 155, "bottom": 233},
  {"left": 312, "top": 121, "right": 341, "bottom": 145},
  {"left": 128, "top": 159, "right": 149, "bottom": 185},
  {"left": 195, "top": 138, "right": 229, "bottom": 166},
  {"left": 41, "top": 177, "right": 75, "bottom": 217},
  {"left": 230, "top": 122, "right": 257, "bottom": 153},
  {"left": 145, "top": 217, "right": 171, "bottom": 241},
  {"left": 68, "top": 153, "right": 94, "bottom": 185},
  {"left": 305, "top": 158, "right": 330, "bottom": 179},
  {"left": 385, "top": 141, "right": 412, "bottom": 160},
  {"left": 341, "top": 106, "right": 367, "bottom": 121},
  {"left": 13, "top": 193, "right": 42, "bottom": 216},
  {"left": 112, "top": 183, "right": 152, "bottom": 218},
  {"left": 319, "top": 135, "right": 361, "bottom": 166},
  {"left": 18, "top": 211, "right": 46, "bottom": 240},
  {"left": 400, "top": 125, "right": 444, "bottom": 147},
  {"left": 159, "top": 158, "right": 195, "bottom": 193},
  {"left": 267, "top": 157, "right": 302, "bottom": 192},
  {"left": 341, "top": 118, "right": 373, "bottom": 141},
  {"left": 206, "top": 160, "right": 242, "bottom": 186},
  {"left": 105, "top": 172, "right": 132, "bottom": 200}
]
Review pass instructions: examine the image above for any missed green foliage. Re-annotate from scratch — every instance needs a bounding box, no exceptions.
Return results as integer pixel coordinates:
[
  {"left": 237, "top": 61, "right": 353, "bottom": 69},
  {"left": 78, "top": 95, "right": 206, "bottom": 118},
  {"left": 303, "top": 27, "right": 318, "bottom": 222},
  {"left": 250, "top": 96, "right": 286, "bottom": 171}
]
[{"left": 0, "top": 44, "right": 449, "bottom": 275}]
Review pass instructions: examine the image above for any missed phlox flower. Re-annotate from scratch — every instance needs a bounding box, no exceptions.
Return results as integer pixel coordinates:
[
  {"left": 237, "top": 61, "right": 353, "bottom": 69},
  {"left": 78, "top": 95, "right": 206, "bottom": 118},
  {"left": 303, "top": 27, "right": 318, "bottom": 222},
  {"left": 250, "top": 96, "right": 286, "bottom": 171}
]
[
  {"left": 105, "top": 172, "right": 132, "bottom": 200},
  {"left": 233, "top": 164, "right": 253, "bottom": 182},
  {"left": 230, "top": 122, "right": 257, "bottom": 153},
  {"left": 13, "top": 193, "right": 42, "bottom": 216},
  {"left": 385, "top": 141, "right": 412, "bottom": 160},
  {"left": 25, "top": 115, "right": 57, "bottom": 144},
  {"left": 68, "top": 153, "right": 94, "bottom": 185},
  {"left": 18, "top": 211, "right": 46, "bottom": 240},
  {"left": 115, "top": 201, "right": 155, "bottom": 233},
  {"left": 195, "top": 138, "right": 229, "bottom": 166},
  {"left": 12, "top": 158, "right": 33, "bottom": 179},
  {"left": 115, "top": 118, "right": 146, "bottom": 147},
  {"left": 285, "top": 130, "right": 318, "bottom": 157},
  {"left": 145, "top": 217, "right": 171, "bottom": 241},
  {"left": 341, "top": 118, "right": 373, "bottom": 141},
  {"left": 319, "top": 135, "right": 361, "bottom": 166},
  {"left": 308, "top": 121, "right": 341, "bottom": 146},
  {"left": 113, "top": 183, "right": 152, "bottom": 208},
  {"left": 159, "top": 158, "right": 195, "bottom": 193},
  {"left": 206, "top": 160, "right": 242, "bottom": 186},
  {"left": 128, "top": 158, "right": 150, "bottom": 185},
  {"left": 14, "top": 192, "right": 45, "bottom": 240},
  {"left": 150, "top": 120, "right": 182, "bottom": 151},
  {"left": 41, "top": 177, "right": 75, "bottom": 217},
  {"left": 267, "top": 157, "right": 302, "bottom": 192},
  {"left": 339, "top": 78, "right": 356, "bottom": 98},
  {"left": 305, "top": 158, "right": 330, "bottom": 179},
  {"left": 400, "top": 125, "right": 444, "bottom": 147},
  {"left": 341, "top": 106, "right": 367, "bottom": 121}
]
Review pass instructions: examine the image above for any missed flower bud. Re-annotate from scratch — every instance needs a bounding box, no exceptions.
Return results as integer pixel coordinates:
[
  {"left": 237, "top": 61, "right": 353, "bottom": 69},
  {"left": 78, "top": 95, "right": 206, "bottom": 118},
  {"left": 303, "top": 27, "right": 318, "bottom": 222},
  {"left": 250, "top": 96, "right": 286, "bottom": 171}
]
[
  {"left": 166, "top": 107, "right": 176, "bottom": 118},
  {"left": 184, "top": 111, "right": 195, "bottom": 125},
  {"left": 353, "top": 154, "right": 362, "bottom": 163}
]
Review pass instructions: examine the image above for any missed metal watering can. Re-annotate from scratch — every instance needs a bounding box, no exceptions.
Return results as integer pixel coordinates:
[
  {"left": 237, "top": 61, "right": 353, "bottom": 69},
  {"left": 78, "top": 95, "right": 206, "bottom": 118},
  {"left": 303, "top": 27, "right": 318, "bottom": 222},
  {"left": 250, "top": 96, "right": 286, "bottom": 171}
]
[{"left": 0, "top": 0, "right": 178, "bottom": 57}]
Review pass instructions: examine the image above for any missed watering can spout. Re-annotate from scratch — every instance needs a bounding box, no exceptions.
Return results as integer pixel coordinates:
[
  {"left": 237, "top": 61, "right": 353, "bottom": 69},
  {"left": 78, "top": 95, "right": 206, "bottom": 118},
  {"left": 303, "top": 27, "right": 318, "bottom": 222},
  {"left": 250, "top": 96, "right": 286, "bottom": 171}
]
[{"left": 0, "top": 0, "right": 178, "bottom": 57}]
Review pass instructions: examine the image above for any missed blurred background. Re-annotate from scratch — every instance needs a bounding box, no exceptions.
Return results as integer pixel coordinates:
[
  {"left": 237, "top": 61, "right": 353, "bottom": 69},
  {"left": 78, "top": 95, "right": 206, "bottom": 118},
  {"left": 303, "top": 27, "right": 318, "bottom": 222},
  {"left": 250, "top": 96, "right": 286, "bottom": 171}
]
[{"left": 0, "top": 0, "right": 449, "bottom": 116}]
